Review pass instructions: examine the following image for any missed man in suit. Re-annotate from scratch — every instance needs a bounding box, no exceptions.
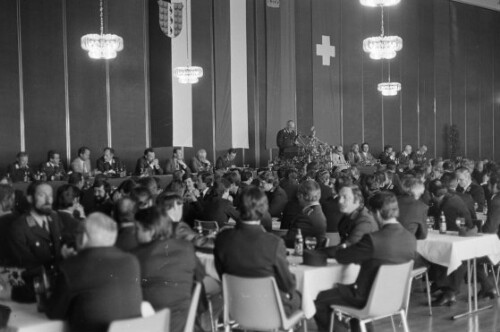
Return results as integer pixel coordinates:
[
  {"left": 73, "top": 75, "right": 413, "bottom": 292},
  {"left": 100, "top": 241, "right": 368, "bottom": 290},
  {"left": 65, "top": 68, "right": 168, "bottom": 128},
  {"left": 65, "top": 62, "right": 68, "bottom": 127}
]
[
  {"left": 315, "top": 191, "right": 416, "bottom": 332},
  {"left": 378, "top": 145, "right": 395, "bottom": 165},
  {"left": 279, "top": 168, "right": 299, "bottom": 201},
  {"left": 397, "top": 176, "right": 428, "bottom": 239},
  {"left": 317, "top": 170, "right": 333, "bottom": 204},
  {"left": 71, "top": 147, "right": 92, "bottom": 175},
  {"left": 9, "top": 181, "right": 73, "bottom": 302},
  {"left": 276, "top": 120, "right": 297, "bottom": 157},
  {"left": 337, "top": 185, "right": 378, "bottom": 246},
  {"left": 46, "top": 213, "right": 142, "bottom": 332},
  {"left": 0, "top": 184, "right": 17, "bottom": 266},
  {"left": 196, "top": 171, "right": 214, "bottom": 200},
  {"left": 284, "top": 180, "right": 327, "bottom": 247},
  {"left": 40, "top": 150, "right": 67, "bottom": 181},
  {"left": 7, "top": 151, "right": 35, "bottom": 183},
  {"left": 456, "top": 167, "right": 486, "bottom": 212},
  {"left": 483, "top": 173, "right": 500, "bottom": 236},
  {"left": 135, "top": 148, "right": 164, "bottom": 175},
  {"left": 96, "top": 147, "right": 122, "bottom": 174},
  {"left": 260, "top": 171, "right": 288, "bottom": 218},
  {"left": 214, "top": 186, "right": 301, "bottom": 315},
  {"left": 190, "top": 149, "right": 212, "bottom": 173},
  {"left": 215, "top": 148, "right": 237, "bottom": 171},
  {"left": 165, "top": 147, "right": 191, "bottom": 175},
  {"left": 397, "top": 144, "right": 413, "bottom": 168},
  {"left": 114, "top": 198, "right": 139, "bottom": 252},
  {"left": 331, "top": 146, "right": 348, "bottom": 171},
  {"left": 410, "top": 145, "right": 428, "bottom": 165},
  {"left": 200, "top": 179, "right": 239, "bottom": 227}
]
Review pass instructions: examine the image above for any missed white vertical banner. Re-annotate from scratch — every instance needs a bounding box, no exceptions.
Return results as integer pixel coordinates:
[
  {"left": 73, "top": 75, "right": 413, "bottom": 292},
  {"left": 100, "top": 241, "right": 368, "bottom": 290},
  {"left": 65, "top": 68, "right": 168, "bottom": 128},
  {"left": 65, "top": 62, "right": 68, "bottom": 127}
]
[
  {"left": 230, "top": 0, "right": 249, "bottom": 148},
  {"left": 171, "top": 0, "right": 193, "bottom": 147}
]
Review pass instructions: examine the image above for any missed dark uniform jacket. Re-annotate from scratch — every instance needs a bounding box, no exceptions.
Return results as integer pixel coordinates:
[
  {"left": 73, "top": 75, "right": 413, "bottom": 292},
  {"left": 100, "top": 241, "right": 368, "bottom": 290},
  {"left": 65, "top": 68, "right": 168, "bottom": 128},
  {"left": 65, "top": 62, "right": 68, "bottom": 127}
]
[
  {"left": 40, "top": 162, "right": 67, "bottom": 181},
  {"left": 134, "top": 157, "right": 164, "bottom": 175},
  {"left": 46, "top": 247, "right": 142, "bottom": 332},
  {"left": 214, "top": 223, "right": 301, "bottom": 315},
  {"left": 7, "top": 163, "right": 34, "bottom": 183},
  {"left": 200, "top": 197, "right": 239, "bottom": 228},
  {"left": 457, "top": 182, "right": 486, "bottom": 212},
  {"left": 276, "top": 128, "right": 297, "bottom": 156},
  {"left": 267, "top": 186, "right": 288, "bottom": 218},
  {"left": 483, "top": 194, "right": 500, "bottom": 236},
  {"left": 438, "top": 193, "right": 473, "bottom": 231},
  {"left": 115, "top": 225, "right": 139, "bottom": 252},
  {"left": 337, "top": 206, "right": 379, "bottom": 246},
  {"left": 331, "top": 223, "right": 416, "bottom": 308},
  {"left": 397, "top": 195, "right": 428, "bottom": 239},
  {"left": 96, "top": 156, "right": 122, "bottom": 173},
  {"left": 133, "top": 238, "right": 202, "bottom": 332},
  {"left": 284, "top": 204, "right": 327, "bottom": 247},
  {"left": 165, "top": 158, "right": 191, "bottom": 175}
]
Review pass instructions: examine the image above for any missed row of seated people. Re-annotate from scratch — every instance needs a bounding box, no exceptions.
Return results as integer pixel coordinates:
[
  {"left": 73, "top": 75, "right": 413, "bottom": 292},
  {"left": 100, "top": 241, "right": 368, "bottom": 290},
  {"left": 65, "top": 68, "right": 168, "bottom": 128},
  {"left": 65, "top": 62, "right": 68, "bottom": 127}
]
[
  {"left": 0, "top": 155, "right": 499, "bottom": 331},
  {"left": 2, "top": 146, "right": 240, "bottom": 182}
]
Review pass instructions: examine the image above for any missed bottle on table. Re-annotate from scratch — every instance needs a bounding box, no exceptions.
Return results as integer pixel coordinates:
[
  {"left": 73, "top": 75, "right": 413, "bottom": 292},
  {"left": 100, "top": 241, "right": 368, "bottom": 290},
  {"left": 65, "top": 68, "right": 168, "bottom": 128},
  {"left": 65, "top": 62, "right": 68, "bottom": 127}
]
[
  {"left": 294, "top": 228, "right": 304, "bottom": 256},
  {"left": 439, "top": 211, "right": 447, "bottom": 234}
]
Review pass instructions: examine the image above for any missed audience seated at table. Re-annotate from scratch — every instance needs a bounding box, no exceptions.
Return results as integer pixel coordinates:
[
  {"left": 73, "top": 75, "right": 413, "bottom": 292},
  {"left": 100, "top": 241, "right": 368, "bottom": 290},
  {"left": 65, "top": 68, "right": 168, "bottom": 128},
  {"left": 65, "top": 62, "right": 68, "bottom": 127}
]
[
  {"left": 85, "top": 177, "right": 113, "bottom": 216},
  {"left": 483, "top": 172, "right": 500, "bottom": 235},
  {"left": 55, "top": 184, "right": 84, "bottom": 248},
  {"left": 315, "top": 191, "right": 417, "bottom": 332},
  {"left": 0, "top": 184, "right": 17, "bottom": 266},
  {"left": 397, "top": 176, "right": 428, "bottom": 239},
  {"left": 45, "top": 213, "right": 142, "bottom": 332},
  {"left": 214, "top": 186, "right": 301, "bottom": 315},
  {"left": 196, "top": 171, "right": 214, "bottom": 200},
  {"left": 259, "top": 171, "right": 288, "bottom": 218},
  {"left": 133, "top": 206, "right": 204, "bottom": 332},
  {"left": 456, "top": 166, "right": 486, "bottom": 212},
  {"left": 279, "top": 168, "right": 299, "bottom": 201},
  {"left": 337, "top": 185, "right": 378, "bottom": 247},
  {"left": 114, "top": 197, "right": 139, "bottom": 252},
  {"left": 283, "top": 180, "right": 327, "bottom": 247},
  {"left": 199, "top": 179, "right": 239, "bottom": 227}
]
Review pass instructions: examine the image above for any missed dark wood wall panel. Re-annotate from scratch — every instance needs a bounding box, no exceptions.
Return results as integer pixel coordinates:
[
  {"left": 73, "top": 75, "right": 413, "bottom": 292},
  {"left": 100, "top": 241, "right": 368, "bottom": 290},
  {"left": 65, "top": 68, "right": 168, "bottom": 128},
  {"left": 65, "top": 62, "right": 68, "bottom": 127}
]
[
  {"left": 361, "top": 7, "right": 383, "bottom": 153},
  {"left": 340, "top": 0, "right": 364, "bottom": 148},
  {"left": 148, "top": 0, "right": 172, "bottom": 148},
  {"left": 246, "top": 0, "right": 257, "bottom": 166},
  {"left": 21, "top": 0, "right": 66, "bottom": 167},
  {"left": 494, "top": 17, "right": 500, "bottom": 161},
  {"left": 295, "top": 0, "right": 313, "bottom": 134},
  {"left": 0, "top": 0, "right": 21, "bottom": 173},
  {"left": 66, "top": 0, "right": 108, "bottom": 159},
  {"left": 382, "top": 5, "right": 402, "bottom": 151},
  {"left": 433, "top": 0, "right": 451, "bottom": 158},
  {"left": 191, "top": 0, "right": 215, "bottom": 162},
  {"left": 108, "top": 0, "right": 148, "bottom": 169},
  {"left": 418, "top": 0, "right": 435, "bottom": 156},
  {"left": 256, "top": 0, "right": 268, "bottom": 165},
  {"left": 400, "top": 0, "right": 419, "bottom": 150},
  {"left": 213, "top": 0, "right": 232, "bottom": 153}
]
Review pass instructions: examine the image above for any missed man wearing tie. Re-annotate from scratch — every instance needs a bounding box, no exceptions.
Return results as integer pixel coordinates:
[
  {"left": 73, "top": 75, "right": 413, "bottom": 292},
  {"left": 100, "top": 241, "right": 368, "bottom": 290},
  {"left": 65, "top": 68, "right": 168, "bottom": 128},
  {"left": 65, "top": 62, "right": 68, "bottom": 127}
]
[{"left": 276, "top": 120, "right": 297, "bottom": 157}]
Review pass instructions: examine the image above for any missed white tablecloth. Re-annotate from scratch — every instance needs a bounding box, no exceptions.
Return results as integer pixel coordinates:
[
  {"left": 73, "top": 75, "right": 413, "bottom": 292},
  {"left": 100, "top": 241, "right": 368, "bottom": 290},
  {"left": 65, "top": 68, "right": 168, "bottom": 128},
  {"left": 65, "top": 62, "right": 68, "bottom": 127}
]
[
  {"left": 417, "top": 231, "right": 500, "bottom": 275},
  {"left": 288, "top": 255, "right": 360, "bottom": 318}
]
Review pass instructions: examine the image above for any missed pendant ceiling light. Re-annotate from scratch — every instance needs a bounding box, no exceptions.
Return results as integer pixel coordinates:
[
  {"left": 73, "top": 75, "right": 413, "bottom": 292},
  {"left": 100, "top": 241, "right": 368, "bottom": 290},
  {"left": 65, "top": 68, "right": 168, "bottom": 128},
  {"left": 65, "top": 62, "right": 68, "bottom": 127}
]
[
  {"left": 363, "top": 6, "right": 402, "bottom": 60},
  {"left": 360, "top": 0, "right": 400, "bottom": 7},
  {"left": 173, "top": 0, "right": 203, "bottom": 84},
  {"left": 81, "top": 0, "right": 123, "bottom": 60},
  {"left": 378, "top": 61, "right": 401, "bottom": 96},
  {"left": 266, "top": 0, "right": 280, "bottom": 8}
]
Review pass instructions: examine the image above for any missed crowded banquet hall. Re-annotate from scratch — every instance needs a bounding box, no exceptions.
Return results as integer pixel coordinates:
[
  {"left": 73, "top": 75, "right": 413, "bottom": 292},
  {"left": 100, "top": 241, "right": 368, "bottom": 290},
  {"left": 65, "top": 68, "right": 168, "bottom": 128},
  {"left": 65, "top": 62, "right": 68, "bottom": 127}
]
[{"left": 1, "top": 0, "right": 500, "bottom": 331}]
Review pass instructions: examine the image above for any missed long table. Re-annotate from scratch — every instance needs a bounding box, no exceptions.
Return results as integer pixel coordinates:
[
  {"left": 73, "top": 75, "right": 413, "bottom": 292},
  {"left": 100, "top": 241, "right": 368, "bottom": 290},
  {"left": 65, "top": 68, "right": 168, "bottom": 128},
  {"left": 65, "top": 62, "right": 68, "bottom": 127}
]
[
  {"left": 12, "top": 175, "right": 173, "bottom": 195},
  {"left": 417, "top": 231, "right": 500, "bottom": 319}
]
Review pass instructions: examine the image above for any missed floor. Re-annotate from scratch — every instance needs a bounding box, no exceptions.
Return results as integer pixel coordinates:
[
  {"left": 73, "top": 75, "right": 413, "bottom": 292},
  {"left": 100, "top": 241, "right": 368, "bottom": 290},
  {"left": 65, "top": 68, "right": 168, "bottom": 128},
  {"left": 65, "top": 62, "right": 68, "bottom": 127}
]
[{"left": 305, "top": 283, "right": 500, "bottom": 332}]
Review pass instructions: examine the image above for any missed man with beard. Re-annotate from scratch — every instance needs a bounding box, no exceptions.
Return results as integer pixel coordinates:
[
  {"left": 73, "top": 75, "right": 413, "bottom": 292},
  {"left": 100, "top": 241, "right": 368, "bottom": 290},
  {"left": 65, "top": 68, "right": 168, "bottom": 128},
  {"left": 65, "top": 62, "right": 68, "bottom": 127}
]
[
  {"left": 9, "top": 181, "right": 74, "bottom": 302},
  {"left": 88, "top": 177, "right": 113, "bottom": 216}
]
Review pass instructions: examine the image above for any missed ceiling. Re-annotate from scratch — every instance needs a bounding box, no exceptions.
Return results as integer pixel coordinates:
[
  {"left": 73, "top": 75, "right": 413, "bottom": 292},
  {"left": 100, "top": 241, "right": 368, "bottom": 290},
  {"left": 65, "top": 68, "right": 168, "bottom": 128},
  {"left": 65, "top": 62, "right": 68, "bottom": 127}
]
[{"left": 452, "top": 0, "right": 500, "bottom": 11}]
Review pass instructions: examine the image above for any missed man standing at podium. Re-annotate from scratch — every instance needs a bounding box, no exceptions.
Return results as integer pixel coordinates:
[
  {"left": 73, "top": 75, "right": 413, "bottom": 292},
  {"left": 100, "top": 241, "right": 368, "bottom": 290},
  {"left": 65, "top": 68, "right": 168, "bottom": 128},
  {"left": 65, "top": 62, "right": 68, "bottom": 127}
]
[{"left": 276, "top": 120, "right": 298, "bottom": 157}]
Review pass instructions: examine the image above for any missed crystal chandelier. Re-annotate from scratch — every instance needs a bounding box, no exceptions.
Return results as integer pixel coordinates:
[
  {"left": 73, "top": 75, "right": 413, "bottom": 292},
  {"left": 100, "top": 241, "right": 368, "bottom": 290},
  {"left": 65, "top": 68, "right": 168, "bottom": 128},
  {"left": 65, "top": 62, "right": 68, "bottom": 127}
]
[
  {"left": 378, "top": 61, "right": 401, "bottom": 96},
  {"left": 360, "top": 0, "right": 400, "bottom": 7},
  {"left": 378, "top": 82, "right": 401, "bottom": 96},
  {"left": 266, "top": 0, "right": 280, "bottom": 8},
  {"left": 363, "top": 6, "right": 402, "bottom": 60},
  {"left": 173, "top": 0, "right": 203, "bottom": 84},
  {"left": 81, "top": 0, "right": 123, "bottom": 60}
]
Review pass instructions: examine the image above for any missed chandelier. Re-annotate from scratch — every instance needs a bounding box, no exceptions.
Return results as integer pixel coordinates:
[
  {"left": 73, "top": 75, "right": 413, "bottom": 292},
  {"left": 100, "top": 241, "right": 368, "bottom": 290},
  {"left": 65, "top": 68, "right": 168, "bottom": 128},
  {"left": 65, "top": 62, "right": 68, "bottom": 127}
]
[
  {"left": 266, "top": 0, "right": 280, "bottom": 8},
  {"left": 360, "top": 0, "right": 400, "bottom": 7},
  {"left": 173, "top": 0, "right": 203, "bottom": 84},
  {"left": 81, "top": 0, "right": 123, "bottom": 60},
  {"left": 378, "top": 82, "right": 401, "bottom": 96},
  {"left": 363, "top": 6, "right": 402, "bottom": 60}
]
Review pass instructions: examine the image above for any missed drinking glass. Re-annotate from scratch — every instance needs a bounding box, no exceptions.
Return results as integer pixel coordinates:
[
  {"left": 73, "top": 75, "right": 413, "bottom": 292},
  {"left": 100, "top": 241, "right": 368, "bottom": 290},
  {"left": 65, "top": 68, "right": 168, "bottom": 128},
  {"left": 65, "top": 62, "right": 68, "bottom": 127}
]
[
  {"left": 304, "top": 237, "right": 317, "bottom": 250},
  {"left": 426, "top": 217, "right": 434, "bottom": 231}
]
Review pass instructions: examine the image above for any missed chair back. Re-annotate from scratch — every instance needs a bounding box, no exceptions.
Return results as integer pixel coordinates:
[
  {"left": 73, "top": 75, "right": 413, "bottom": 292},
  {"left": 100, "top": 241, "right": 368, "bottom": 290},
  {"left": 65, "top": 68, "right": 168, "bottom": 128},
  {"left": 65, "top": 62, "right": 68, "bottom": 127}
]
[
  {"left": 184, "top": 282, "right": 202, "bottom": 332},
  {"left": 107, "top": 308, "right": 170, "bottom": 332},
  {"left": 325, "top": 232, "right": 341, "bottom": 246},
  {"left": 222, "top": 274, "right": 286, "bottom": 330},
  {"left": 363, "top": 260, "right": 414, "bottom": 317}
]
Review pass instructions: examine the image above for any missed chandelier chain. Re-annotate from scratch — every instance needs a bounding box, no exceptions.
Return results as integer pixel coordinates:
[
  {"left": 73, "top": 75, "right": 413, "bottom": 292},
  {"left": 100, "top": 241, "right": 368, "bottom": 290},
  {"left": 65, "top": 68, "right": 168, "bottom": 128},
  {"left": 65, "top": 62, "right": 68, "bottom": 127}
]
[
  {"left": 100, "top": 0, "right": 104, "bottom": 35},
  {"left": 380, "top": 5, "right": 384, "bottom": 37}
]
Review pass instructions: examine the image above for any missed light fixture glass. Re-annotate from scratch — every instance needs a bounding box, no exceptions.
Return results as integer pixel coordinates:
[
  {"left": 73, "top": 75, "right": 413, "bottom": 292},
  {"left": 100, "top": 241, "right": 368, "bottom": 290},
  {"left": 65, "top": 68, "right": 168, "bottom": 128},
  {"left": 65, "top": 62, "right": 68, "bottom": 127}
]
[
  {"left": 360, "top": 0, "right": 401, "bottom": 7},
  {"left": 266, "top": 0, "right": 280, "bottom": 8},
  {"left": 81, "top": 0, "right": 123, "bottom": 60},
  {"left": 363, "top": 6, "right": 402, "bottom": 60},
  {"left": 378, "top": 82, "right": 401, "bottom": 96},
  {"left": 173, "top": 0, "right": 203, "bottom": 84}
]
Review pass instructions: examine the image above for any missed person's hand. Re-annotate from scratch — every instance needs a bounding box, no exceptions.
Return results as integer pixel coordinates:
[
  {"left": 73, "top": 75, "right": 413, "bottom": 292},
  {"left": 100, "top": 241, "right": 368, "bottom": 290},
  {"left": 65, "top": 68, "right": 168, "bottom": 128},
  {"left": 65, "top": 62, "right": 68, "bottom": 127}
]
[
  {"left": 152, "top": 159, "right": 159, "bottom": 168},
  {"left": 61, "top": 244, "right": 77, "bottom": 259}
]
